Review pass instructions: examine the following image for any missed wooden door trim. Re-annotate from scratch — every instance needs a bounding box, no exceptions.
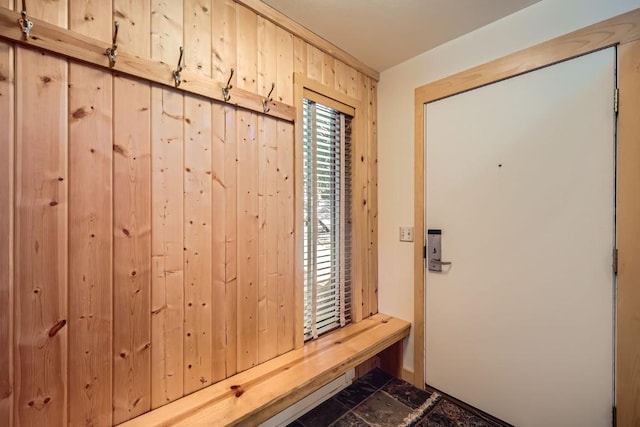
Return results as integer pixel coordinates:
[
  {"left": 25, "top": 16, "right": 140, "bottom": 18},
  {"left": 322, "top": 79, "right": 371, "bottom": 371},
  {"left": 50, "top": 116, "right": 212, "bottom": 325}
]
[{"left": 414, "top": 9, "right": 640, "bottom": 425}]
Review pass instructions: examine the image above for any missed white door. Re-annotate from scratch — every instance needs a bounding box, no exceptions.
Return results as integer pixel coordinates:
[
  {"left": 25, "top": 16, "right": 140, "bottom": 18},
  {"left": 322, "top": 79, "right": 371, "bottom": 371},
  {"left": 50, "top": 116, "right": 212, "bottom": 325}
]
[{"left": 425, "top": 48, "right": 616, "bottom": 427}]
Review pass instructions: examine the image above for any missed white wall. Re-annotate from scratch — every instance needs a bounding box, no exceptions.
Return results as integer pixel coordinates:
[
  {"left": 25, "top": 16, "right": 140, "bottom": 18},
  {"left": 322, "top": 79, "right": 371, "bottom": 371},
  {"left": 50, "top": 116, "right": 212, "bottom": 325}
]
[{"left": 377, "top": 0, "right": 640, "bottom": 373}]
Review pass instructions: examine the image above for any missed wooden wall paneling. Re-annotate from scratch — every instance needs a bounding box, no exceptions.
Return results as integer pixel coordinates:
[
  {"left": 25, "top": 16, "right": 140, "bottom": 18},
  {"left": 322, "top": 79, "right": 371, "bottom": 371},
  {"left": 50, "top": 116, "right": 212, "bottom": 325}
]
[
  {"left": 212, "top": 0, "right": 237, "bottom": 85},
  {"left": 277, "top": 121, "right": 295, "bottom": 355},
  {"left": 150, "top": 84, "right": 185, "bottom": 408},
  {"left": 185, "top": 0, "right": 212, "bottom": 78},
  {"left": 306, "top": 45, "right": 323, "bottom": 82},
  {"left": 68, "top": 2, "right": 114, "bottom": 424},
  {"left": 183, "top": 92, "right": 213, "bottom": 393},
  {"left": 617, "top": 39, "right": 640, "bottom": 427},
  {"left": 352, "top": 106, "right": 368, "bottom": 323},
  {"left": 224, "top": 106, "right": 238, "bottom": 377},
  {"left": 114, "top": 0, "right": 152, "bottom": 58},
  {"left": 15, "top": 46, "right": 69, "bottom": 425},
  {"left": 293, "top": 36, "right": 306, "bottom": 76},
  {"left": 236, "top": 110, "right": 260, "bottom": 371},
  {"left": 0, "top": 24, "right": 13, "bottom": 425},
  {"left": 333, "top": 60, "right": 348, "bottom": 96},
  {"left": 184, "top": 0, "right": 213, "bottom": 395},
  {"left": 346, "top": 67, "right": 360, "bottom": 99},
  {"left": 151, "top": 0, "right": 185, "bottom": 408},
  {"left": 211, "top": 0, "right": 238, "bottom": 378},
  {"left": 236, "top": 4, "right": 259, "bottom": 372},
  {"left": 275, "top": 27, "right": 293, "bottom": 105},
  {"left": 112, "top": 75, "right": 153, "bottom": 423},
  {"left": 322, "top": 52, "right": 335, "bottom": 88},
  {"left": 112, "top": 0, "right": 152, "bottom": 423},
  {"left": 210, "top": 103, "right": 228, "bottom": 382},
  {"left": 366, "top": 77, "right": 378, "bottom": 315},
  {"left": 257, "top": 16, "right": 279, "bottom": 364},
  {"left": 14, "top": 1, "right": 68, "bottom": 424}
]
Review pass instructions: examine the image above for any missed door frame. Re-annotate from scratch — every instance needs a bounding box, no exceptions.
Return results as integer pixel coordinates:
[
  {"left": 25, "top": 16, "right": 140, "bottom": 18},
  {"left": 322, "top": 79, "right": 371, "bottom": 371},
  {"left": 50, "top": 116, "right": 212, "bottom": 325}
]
[{"left": 413, "top": 9, "right": 640, "bottom": 425}]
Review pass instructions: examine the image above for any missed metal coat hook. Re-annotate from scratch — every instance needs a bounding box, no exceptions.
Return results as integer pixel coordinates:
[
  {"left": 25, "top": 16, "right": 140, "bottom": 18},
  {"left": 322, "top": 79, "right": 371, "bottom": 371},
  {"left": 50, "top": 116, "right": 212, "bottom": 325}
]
[
  {"left": 105, "top": 21, "right": 119, "bottom": 67},
  {"left": 222, "top": 68, "right": 234, "bottom": 102},
  {"left": 173, "top": 46, "right": 185, "bottom": 87},
  {"left": 262, "top": 83, "right": 275, "bottom": 113},
  {"left": 18, "top": 0, "right": 34, "bottom": 39}
]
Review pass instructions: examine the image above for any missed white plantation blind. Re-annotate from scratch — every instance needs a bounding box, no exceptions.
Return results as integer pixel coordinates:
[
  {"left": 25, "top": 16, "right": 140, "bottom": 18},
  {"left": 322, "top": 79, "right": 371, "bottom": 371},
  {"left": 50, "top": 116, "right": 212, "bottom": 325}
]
[{"left": 303, "top": 97, "right": 353, "bottom": 340}]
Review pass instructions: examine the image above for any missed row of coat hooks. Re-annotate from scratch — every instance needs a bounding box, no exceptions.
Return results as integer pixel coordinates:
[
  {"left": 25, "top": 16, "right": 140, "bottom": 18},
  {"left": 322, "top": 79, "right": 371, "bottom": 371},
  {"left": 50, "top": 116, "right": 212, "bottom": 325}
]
[{"left": 17, "top": 2, "right": 277, "bottom": 113}]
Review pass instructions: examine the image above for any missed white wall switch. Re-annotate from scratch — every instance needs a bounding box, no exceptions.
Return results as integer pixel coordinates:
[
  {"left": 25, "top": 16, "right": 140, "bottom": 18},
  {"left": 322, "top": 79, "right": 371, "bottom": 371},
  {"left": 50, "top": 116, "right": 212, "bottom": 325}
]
[{"left": 399, "top": 226, "right": 414, "bottom": 242}]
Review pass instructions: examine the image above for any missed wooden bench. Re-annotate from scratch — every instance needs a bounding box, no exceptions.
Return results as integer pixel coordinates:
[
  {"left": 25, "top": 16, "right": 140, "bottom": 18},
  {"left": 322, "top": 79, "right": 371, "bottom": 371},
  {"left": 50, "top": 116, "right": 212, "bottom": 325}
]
[{"left": 120, "top": 313, "right": 410, "bottom": 426}]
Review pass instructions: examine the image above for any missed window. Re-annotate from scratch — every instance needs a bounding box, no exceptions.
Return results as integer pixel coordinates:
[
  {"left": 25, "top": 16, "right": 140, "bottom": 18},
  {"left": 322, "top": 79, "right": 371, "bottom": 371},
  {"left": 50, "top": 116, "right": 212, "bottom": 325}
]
[{"left": 303, "top": 97, "right": 353, "bottom": 340}]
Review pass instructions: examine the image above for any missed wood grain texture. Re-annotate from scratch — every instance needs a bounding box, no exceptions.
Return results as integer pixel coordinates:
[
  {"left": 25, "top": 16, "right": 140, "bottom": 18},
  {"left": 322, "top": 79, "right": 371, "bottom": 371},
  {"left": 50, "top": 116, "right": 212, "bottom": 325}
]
[
  {"left": 236, "top": 4, "right": 258, "bottom": 93},
  {"left": 236, "top": 110, "right": 259, "bottom": 372},
  {"left": 68, "top": 2, "right": 114, "bottom": 424},
  {"left": 112, "top": 75, "right": 152, "bottom": 424},
  {"left": 231, "top": 0, "right": 379, "bottom": 80},
  {"left": 276, "top": 121, "right": 295, "bottom": 355},
  {"left": 67, "top": 62, "right": 113, "bottom": 427},
  {"left": 184, "top": 0, "right": 212, "bottom": 78},
  {"left": 150, "top": 85, "right": 185, "bottom": 408},
  {"left": 14, "top": 46, "right": 68, "bottom": 426},
  {"left": 306, "top": 45, "right": 322, "bottom": 82},
  {"left": 617, "top": 39, "right": 640, "bottom": 427},
  {"left": 183, "top": 93, "right": 213, "bottom": 393},
  {"left": 0, "top": 7, "right": 295, "bottom": 121},
  {"left": 212, "top": 0, "right": 237, "bottom": 85},
  {"left": 210, "top": 103, "right": 228, "bottom": 382},
  {"left": 114, "top": 0, "right": 151, "bottom": 57},
  {"left": 0, "top": 34, "right": 13, "bottom": 427},
  {"left": 151, "top": 0, "right": 185, "bottom": 408},
  {"left": 224, "top": 106, "right": 239, "bottom": 377},
  {"left": 275, "top": 26, "right": 293, "bottom": 105},
  {"left": 366, "top": 77, "right": 378, "bottom": 316},
  {"left": 120, "top": 314, "right": 409, "bottom": 427}
]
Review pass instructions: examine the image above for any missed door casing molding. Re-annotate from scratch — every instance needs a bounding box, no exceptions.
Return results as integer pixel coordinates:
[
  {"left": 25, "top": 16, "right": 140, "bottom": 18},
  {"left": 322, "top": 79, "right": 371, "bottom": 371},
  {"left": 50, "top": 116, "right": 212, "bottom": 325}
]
[{"left": 414, "top": 9, "right": 640, "bottom": 426}]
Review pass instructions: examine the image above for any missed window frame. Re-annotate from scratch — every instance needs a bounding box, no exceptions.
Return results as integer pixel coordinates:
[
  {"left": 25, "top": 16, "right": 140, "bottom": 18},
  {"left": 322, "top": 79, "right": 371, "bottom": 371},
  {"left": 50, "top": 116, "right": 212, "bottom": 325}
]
[{"left": 293, "top": 73, "right": 365, "bottom": 349}]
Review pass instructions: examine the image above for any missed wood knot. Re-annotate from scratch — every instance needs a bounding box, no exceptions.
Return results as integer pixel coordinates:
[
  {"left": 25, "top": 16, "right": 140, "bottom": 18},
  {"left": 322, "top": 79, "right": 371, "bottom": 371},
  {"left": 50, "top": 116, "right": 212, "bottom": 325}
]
[{"left": 48, "top": 319, "right": 67, "bottom": 337}]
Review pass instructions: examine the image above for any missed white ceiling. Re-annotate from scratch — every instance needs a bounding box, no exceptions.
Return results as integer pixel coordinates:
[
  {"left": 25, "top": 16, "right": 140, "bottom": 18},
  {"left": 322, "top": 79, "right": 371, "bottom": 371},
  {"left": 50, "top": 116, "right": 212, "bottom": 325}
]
[{"left": 261, "top": 0, "right": 542, "bottom": 72}]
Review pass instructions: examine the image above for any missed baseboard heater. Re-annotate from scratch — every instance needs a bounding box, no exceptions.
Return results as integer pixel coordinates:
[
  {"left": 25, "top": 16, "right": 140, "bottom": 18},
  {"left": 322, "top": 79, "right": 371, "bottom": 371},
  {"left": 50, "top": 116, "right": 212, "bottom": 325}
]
[{"left": 259, "top": 368, "right": 356, "bottom": 427}]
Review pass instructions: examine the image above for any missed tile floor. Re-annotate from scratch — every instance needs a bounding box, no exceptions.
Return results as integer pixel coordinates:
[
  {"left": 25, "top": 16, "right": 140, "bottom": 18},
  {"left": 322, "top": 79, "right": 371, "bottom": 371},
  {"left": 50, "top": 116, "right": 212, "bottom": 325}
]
[{"left": 288, "top": 368, "right": 509, "bottom": 427}]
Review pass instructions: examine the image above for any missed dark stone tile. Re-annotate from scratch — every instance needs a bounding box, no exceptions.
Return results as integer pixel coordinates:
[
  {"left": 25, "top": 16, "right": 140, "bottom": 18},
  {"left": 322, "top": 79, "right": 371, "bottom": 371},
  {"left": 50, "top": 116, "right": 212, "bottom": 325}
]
[
  {"left": 360, "top": 368, "right": 394, "bottom": 389},
  {"left": 418, "top": 400, "right": 495, "bottom": 427},
  {"left": 335, "top": 378, "right": 378, "bottom": 408},
  {"left": 331, "top": 411, "right": 370, "bottom": 427},
  {"left": 298, "top": 398, "right": 349, "bottom": 427},
  {"left": 286, "top": 421, "right": 305, "bottom": 427},
  {"left": 382, "top": 378, "right": 434, "bottom": 409},
  {"left": 353, "top": 390, "right": 413, "bottom": 426}
]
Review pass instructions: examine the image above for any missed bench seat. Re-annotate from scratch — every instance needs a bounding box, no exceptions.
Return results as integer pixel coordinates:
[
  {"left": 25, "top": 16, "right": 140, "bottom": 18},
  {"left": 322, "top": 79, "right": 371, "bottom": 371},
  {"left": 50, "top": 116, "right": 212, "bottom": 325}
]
[{"left": 120, "top": 313, "right": 410, "bottom": 426}]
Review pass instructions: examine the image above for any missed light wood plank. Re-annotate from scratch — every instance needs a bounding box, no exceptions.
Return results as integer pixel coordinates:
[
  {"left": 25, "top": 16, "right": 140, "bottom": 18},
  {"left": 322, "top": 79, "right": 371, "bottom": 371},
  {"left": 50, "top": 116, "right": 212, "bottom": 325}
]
[
  {"left": 231, "top": 0, "right": 379, "bottom": 80},
  {"left": 14, "top": 47, "right": 68, "bottom": 426},
  {"left": 236, "top": 110, "right": 259, "bottom": 371},
  {"left": 184, "top": 0, "right": 212, "bottom": 78},
  {"left": 275, "top": 26, "right": 293, "bottom": 105},
  {"left": 257, "top": 116, "right": 279, "bottom": 363},
  {"left": 151, "top": 0, "right": 185, "bottom": 408},
  {"left": 257, "top": 16, "right": 279, "bottom": 364},
  {"left": 224, "top": 106, "right": 238, "bottom": 377},
  {"left": 67, "top": 62, "right": 113, "bottom": 427},
  {"left": 114, "top": 0, "right": 151, "bottom": 57},
  {"left": 333, "top": 60, "right": 348, "bottom": 96},
  {"left": 346, "top": 66, "right": 360, "bottom": 99},
  {"left": 277, "top": 121, "right": 295, "bottom": 355},
  {"left": 0, "top": 35, "right": 13, "bottom": 427},
  {"left": 120, "top": 314, "right": 409, "bottom": 427},
  {"left": 236, "top": 4, "right": 258, "bottom": 93},
  {"left": 617, "top": 39, "right": 640, "bottom": 427},
  {"left": 184, "top": 93, "right": 214, "bottom": 393},
  {"left": 212, "top": 0, "right": 237, "bottom": 85},
  {"left": 322, "top": 52, "right": 334, "bottom": 88},
  {"left": 366, "top": 77, "right": 379, "bottom": 316},
  {"left": 150, "top": 85, "right": 185, "bottom": 408},
  {"left": 68, "top": 2, "right": 114, "bottom": 424},
  {"left": 293, "top": 36, "right": 305, "bottom": 76},
  {"left": 0, "top": 7, "right": 295, "bottom": 122},
  {"left": 112, "top": 75, "right": 152, "bottom": 424},
  {"left": 306, "top": 45, "right": 322, "bottom": 82},
  {"left": 210, "top": 102, "right": 227, "bottom": 382}
]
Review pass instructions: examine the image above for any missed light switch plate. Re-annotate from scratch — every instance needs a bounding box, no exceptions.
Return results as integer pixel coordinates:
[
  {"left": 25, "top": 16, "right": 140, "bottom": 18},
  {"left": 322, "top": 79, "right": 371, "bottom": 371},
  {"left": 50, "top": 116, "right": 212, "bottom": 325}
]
[{"left": 399, "top": 226, "right": 414, "bottom": 242}]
